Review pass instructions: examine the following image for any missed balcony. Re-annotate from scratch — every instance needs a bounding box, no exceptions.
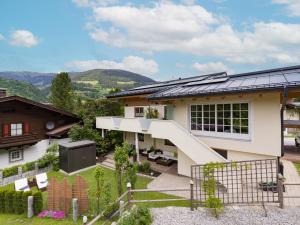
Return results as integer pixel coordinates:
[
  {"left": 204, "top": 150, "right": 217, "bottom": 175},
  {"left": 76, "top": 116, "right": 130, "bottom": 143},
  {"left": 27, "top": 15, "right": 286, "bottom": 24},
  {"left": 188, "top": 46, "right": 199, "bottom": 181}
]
[{"left": 0, "top": 133, "right": 40, "bottom": 149}]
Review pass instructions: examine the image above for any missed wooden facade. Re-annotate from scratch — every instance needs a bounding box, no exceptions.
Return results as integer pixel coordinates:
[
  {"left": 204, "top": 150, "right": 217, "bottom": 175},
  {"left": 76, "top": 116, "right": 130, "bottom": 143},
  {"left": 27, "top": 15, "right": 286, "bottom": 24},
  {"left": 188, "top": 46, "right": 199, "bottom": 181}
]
[{"left": 0, "top": 96, "right": 79, "bottom": 149}]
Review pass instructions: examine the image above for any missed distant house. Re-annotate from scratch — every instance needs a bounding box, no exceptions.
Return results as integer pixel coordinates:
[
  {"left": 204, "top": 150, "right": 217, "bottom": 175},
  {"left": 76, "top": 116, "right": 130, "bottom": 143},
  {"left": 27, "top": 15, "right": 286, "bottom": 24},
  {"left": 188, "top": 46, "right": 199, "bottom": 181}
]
[
  {"left": 0, "top": 89, "right": 79, "bottom": 169},
  {"left": 96, "top": 65, "right": 300, "bottom": 177}
]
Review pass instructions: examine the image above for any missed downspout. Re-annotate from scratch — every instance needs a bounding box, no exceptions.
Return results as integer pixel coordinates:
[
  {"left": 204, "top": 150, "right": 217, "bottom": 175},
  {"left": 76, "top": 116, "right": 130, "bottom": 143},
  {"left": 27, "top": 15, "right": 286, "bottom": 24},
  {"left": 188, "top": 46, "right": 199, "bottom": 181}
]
[{"left": 280, "top": 86, "right": 288, "bottom": 157}]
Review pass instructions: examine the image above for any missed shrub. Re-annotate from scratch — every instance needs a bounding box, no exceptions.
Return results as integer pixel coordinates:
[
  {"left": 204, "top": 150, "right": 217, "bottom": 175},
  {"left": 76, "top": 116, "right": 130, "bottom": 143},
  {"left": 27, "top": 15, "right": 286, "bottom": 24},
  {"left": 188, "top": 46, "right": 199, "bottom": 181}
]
[
  {"left": 126, "top": 163, "right": 138, "bottom": 189},
  {"left": 5, "top": 191, "right": 14, "bottom": 213},
  {"left": 22, "top": 161, "right": 36, "bottom": 172},
  {"left": 102, "top": 202, "right": 119, "bottom": 219},
  {"left": 22, "top": 191, "right": 32, "bottom": 213},
  {"left": 103, "top": 182, "right": 112, "bottom": 206},
  {"left": 138, "top": 161, "right": 151, "bottom": 174},
  {"left": 116, "top": 205, "right": 152, "bottom": 225},
  {"left": 33, "top": 191, "right": 43, "bottom": 215},
  {"left": 2, "top": 166, "right": 19, "bottom": 178},
  {"left": 13, "top": 191, "right": 24, "bottom": 214},
  {"left": 0, "top": 190, "right": 7, "bottom": 213}
]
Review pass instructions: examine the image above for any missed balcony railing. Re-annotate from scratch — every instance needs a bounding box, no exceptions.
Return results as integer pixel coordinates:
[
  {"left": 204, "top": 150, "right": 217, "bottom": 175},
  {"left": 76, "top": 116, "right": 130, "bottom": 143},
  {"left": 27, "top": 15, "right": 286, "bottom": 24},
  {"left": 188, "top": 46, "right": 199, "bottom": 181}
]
[{"left": 0, "top": 133, "right": 40, "bottom": 148}]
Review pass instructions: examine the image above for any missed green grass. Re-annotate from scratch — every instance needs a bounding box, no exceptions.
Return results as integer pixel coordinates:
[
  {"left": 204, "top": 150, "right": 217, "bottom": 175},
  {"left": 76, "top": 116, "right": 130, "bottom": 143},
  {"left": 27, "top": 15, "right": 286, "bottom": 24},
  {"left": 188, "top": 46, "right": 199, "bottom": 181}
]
[
  {"left": 0, "top": 166, "right": 188, "bottom": 224},
  {"left": 294, "top": 163, "right": 300, "bottom": 175}
]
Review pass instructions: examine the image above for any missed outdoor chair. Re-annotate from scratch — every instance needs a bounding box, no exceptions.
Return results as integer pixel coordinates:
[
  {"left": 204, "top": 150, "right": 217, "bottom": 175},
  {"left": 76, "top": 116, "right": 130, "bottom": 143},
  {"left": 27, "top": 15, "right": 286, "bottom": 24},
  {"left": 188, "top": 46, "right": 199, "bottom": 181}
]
[
  {"left": 15, "top": 178, "right": 30, "bottom": 192},
  {"left": 36, "top": 173, "right": 48, "bottom": 190},
  {"left": 148, "top": 150, "right": 162, "bottom": 161}
]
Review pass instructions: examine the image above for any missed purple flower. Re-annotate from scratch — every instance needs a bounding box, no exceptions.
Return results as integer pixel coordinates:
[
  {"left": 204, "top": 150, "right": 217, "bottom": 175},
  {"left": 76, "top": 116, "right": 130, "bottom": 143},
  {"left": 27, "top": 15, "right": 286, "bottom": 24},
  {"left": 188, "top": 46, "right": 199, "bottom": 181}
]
[{"left": 37, "top": 210, "right": 65, "bottom": 219}]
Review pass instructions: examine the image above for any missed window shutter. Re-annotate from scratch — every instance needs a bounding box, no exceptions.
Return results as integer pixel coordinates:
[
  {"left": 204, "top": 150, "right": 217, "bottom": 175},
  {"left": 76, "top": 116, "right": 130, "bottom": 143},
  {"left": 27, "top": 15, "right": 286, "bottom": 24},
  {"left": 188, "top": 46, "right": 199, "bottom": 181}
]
[
  {"left": 23, "top": 122, "right": 29, "bottom": 134},
  {"left": 3, "top": 124, "right": 9, "bottom": 137}
]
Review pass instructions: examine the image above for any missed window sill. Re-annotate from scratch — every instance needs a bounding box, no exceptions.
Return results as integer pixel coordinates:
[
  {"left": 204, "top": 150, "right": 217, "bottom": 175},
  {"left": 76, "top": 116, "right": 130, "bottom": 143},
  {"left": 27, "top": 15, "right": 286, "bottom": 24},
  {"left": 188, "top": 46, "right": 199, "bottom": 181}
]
[{"left": 191, "top": 131, "right": 251, "bottom": 141}]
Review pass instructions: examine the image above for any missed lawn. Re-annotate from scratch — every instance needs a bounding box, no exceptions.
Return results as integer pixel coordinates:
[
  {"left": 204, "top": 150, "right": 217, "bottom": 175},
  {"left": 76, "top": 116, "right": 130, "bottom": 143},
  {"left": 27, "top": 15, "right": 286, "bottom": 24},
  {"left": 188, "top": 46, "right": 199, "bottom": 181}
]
[
  {"left": 294, "top": 163, "right": 300, "bottom": 175},
  {"left": 0, "top": 166, "right": 189, "bottom": 224}
]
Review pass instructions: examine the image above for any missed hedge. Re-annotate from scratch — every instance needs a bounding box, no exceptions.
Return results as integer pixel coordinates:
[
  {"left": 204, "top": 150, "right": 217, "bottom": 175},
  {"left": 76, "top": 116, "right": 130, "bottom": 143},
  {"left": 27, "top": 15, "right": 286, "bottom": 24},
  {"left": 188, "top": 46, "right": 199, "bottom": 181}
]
[
  {"left": 5, "top": 191, "right": 14, "bottom": 213},
  {"left": 2, "top": 166, "right": 19, "bottom": 178},
  {"left": 14, "top": 191, "right": 24, "bottom": 214},
  {"left": 33, "top": 191, "right": 43, "bottom": 215},
  {"left": 0, "top": 190, "right": 43, "bottom": 215},
  {"left": 0, "top": 190, "right": 7, "bottom": 213}
]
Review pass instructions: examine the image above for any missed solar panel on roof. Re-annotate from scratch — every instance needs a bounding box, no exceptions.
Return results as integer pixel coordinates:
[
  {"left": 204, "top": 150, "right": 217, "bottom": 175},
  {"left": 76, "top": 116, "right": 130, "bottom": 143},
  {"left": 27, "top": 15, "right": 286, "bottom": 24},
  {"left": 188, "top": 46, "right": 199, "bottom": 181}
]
[
  {"left": 183, "top": 77, "right": 229, "bottom": 87},
  {"left": 284, "top": 73, "right": 300, "bottom": 83}
]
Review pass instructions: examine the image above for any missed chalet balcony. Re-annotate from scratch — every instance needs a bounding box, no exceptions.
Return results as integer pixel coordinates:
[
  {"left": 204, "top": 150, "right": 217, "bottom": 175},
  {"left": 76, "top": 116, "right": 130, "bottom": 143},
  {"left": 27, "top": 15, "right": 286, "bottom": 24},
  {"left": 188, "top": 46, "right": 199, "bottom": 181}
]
[{"left": 0, "top": 133, "right": 40, "bottom": 149}]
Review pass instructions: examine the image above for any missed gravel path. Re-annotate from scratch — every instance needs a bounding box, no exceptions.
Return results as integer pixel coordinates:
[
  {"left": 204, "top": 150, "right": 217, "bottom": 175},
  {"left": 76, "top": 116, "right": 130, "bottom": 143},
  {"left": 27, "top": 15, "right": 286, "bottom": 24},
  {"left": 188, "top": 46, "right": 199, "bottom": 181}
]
[{"left": 151, "top": 206, "right": 300, "bottom": 225}]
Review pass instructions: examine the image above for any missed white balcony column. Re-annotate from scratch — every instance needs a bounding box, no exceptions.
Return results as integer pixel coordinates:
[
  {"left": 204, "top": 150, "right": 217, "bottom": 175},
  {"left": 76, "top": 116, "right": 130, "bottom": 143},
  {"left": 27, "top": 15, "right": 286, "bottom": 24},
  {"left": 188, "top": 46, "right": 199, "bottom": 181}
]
[
  {"left": 135, "top": 132, "right": 140, "bottom": 162},
  {"left": 101, "top": 129, "right": 105, "bottom": 138}
]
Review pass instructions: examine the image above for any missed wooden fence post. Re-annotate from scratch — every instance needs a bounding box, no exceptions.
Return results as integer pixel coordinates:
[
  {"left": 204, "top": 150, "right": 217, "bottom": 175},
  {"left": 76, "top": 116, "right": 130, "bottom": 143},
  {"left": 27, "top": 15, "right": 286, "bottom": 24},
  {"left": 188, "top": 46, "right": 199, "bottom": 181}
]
[
  {"left": 278, "top": 173, "right": 284, "bottom": 209},
  {"left": 127, "top": 182, "right": 132, "bottom": 206},
  {"left": 190, "top": 179, "right": 194, "bottom": 211},
  {"left": 119, "top": 200, "right": 124, "bottom": 217},
  {"left": 18, "top": 166, "right": 22, "bottom": 178}
]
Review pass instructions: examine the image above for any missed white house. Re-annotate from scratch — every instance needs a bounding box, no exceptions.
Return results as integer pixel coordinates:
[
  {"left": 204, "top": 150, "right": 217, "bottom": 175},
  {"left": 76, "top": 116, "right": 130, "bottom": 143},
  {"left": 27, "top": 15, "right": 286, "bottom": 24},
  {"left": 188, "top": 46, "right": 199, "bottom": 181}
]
[{"left": 96, "top": 65, "right": 300, "bottom": 176}]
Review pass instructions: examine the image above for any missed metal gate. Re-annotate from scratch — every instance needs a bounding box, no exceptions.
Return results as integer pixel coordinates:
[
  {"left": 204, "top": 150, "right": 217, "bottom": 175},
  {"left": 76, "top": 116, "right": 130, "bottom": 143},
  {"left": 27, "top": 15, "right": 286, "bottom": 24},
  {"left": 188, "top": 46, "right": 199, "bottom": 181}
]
[{"left": 191, "top": 159, "right": 279, "bottom": 208}]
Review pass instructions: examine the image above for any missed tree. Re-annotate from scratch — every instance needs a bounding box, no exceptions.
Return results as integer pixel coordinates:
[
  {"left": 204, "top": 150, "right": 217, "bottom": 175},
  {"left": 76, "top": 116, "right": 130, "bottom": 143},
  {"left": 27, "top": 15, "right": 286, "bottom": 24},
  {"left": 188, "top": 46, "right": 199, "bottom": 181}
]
[
  {"left": 49, "top": 72, "right": 74, "bottom": 111},
  {"left": 114, "top": 142, "right": 130, "bottom": 196},
  {"left": 94, "top": 166, "right": 104, "bottom": 213}
]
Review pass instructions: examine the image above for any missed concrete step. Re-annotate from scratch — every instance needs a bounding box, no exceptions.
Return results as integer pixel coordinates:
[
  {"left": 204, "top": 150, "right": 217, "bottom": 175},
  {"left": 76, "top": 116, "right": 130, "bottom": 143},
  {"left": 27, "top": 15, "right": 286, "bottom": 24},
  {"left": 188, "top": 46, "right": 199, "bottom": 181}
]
[
  {"left": 101, "top": 160, "right": 115, "bottom": 169},
  {"left": 106, "top": 154, "right": 114, "bottom": 160},
  {"left": 105, "top": 158, "right": 115, "bottom": 164}
]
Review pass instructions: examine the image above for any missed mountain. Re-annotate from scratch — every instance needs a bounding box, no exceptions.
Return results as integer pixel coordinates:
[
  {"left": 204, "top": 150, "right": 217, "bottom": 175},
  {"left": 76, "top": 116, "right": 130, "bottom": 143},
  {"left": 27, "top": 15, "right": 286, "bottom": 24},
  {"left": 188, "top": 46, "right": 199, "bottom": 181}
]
[
  {"left": 0, "top": 69, "right": 156, "bottom": 100},
  {"left": 0, "top": 77, "right": 47, "bottom": 102},
  {"left": 0, "top": 71, "right": 55, "bottom": 88}
]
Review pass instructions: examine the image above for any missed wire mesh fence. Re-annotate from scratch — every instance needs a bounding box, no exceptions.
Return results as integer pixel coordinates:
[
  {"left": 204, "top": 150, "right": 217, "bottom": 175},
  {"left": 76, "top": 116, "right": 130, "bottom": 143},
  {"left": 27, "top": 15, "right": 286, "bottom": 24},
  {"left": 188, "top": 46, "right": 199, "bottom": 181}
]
[{"left": 191, "top": 159, "right": 279, "bottom": 208}]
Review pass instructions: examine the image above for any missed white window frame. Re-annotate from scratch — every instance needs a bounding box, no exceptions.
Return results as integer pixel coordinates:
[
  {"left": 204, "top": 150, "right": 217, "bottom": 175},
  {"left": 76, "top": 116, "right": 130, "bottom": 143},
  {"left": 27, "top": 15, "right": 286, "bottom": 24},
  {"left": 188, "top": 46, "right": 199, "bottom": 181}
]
[
  {"left": 134, "top": 107, "right": 144, "bottom": 118},
  {"left": 9, "top": 149, "right": 23, "bottom": 162},
  {"left": 10, "top": 123, "right": 23, "bottom": 136},
  {"left": 189, "top": 101, "right": 252, "bottom": 141}
]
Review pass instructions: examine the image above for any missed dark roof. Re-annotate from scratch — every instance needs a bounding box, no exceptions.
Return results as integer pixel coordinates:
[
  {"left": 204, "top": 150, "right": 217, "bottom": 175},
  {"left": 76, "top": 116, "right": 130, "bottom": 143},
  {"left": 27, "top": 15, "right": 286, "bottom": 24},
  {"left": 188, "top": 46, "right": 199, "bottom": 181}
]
[
  {"left": 46, "top": 123, "right": 78, "bottom": 137},
  {"left": 107, "top": 72, "right": 227, "bottom": 98},
  {"left": 60, "top": 140, "right": 95, "bottom": 148},
  {"left": 107, "top": 65, "right": 300, "bottom": 100},
  {"left": 0, "top": 95, "right": 78, "bottom": 118}
]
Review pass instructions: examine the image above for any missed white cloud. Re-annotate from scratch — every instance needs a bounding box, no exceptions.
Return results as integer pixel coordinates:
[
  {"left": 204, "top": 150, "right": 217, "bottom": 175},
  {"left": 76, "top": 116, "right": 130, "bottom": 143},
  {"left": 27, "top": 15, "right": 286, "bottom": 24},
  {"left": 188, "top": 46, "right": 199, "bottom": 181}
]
[
  {"left": 192, "top": 62, "right": 233, "bottom": 74},
  {"left": 72, "top": 0, "right": 118, "bottom": 7},
  {"left": 65, "top": 56, "right": 158, "bottom": 75},
  {"left": 84, "top": 2, "right": 300, "bottom": 65},
  {"left": 272, "top": 0, "right": 300, "bottom": 17},
  {"left": 0, "top": 34, "right": 4, "bottom": 40},
  {"left": 9, "top": 30, "right": 39, "bottom": 47}
]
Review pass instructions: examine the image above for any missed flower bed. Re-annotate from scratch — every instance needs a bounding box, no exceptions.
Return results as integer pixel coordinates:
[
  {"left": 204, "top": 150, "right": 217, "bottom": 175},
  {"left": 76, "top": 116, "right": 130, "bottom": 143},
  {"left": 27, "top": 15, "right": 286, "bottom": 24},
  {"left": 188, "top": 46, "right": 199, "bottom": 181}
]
[{"left": 38, "top": 210, "right": 65, "bottom": 220}]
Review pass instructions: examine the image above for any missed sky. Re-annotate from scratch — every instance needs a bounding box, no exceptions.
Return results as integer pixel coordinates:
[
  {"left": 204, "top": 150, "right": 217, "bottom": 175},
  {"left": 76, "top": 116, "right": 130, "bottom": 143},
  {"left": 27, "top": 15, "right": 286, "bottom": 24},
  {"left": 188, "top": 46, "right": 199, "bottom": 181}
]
[{"left": 0, "top": 0, "right": 300, "bottom": 81}]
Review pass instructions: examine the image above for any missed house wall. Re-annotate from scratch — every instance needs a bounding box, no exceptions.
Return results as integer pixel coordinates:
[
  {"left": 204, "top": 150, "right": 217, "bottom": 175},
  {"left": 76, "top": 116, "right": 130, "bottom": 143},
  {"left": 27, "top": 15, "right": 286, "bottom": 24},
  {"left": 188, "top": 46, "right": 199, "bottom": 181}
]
[
  {"left": 124, "top": 105, "right": 165, "bottom": 119},
  {"left": 124, "top": 132, "right": 177, "bottom": 153},
  {"left": 172, "top": 92, "right": 282, "bottom": 158},
  {"left": 0, "top": 138, "right": 70, "bottom": 169}
]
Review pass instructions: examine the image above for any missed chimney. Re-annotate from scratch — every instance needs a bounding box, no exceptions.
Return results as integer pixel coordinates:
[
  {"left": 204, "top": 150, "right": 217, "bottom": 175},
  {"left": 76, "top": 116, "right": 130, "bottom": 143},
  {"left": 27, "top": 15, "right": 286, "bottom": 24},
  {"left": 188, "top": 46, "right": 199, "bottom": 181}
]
[{"left": 0, "top": 89, "right": 7, "bottom": 98}]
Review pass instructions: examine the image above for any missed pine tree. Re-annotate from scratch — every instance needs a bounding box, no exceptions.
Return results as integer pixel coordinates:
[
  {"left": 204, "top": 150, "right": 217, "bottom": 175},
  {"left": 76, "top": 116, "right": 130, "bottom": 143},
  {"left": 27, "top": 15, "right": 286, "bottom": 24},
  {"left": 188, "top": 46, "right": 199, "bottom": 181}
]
[{"left": 49, "top": 72, "right": 74, "bottom": 111}]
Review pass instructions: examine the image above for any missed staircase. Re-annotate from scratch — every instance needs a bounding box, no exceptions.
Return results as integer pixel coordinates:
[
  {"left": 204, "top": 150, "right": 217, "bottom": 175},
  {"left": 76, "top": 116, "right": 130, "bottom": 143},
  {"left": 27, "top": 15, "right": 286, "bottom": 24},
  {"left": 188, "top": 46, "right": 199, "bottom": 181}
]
[
  {"left": 148, "top": 120, "right": 227, "bottom": 165},
  {"left": 99, "top": 153, "right": 115, "bottom": 169},
  {"left": 96, "top": 117, "right": 227, "bottom": 166}
]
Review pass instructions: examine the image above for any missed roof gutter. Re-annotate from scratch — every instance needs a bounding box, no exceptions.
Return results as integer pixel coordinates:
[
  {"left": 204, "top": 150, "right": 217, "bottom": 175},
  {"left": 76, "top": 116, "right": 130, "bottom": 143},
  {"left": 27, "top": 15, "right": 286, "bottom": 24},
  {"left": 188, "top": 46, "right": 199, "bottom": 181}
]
[{"left": 281, "top": 86, "right": 288, "bottom": 157}]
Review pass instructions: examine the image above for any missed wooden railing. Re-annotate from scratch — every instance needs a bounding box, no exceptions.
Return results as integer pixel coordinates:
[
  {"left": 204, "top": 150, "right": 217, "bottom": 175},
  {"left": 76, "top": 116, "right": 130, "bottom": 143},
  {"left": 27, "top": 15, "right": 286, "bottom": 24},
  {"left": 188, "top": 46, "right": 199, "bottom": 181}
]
[
  {"left": 0, "top": 133, "right": 40, "bottom": 147},
  {"left": 87, "top": 184, "right": 192, "bottom": 225}
]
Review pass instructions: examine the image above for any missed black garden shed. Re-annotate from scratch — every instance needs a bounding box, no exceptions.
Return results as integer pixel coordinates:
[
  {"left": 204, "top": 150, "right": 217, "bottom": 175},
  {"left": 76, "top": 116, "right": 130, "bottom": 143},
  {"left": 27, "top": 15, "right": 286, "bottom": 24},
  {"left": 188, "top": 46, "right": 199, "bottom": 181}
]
[{"left": 59, "top": 140, "right": 96, "bottom": 173}]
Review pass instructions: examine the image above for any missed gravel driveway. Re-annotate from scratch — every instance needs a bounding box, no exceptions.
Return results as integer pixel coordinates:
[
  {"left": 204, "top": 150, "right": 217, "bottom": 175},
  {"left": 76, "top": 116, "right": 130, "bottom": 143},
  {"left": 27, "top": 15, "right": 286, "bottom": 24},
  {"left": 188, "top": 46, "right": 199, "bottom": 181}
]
[{"left": 151, "top": 206, "right": 300, "bottom": 225}]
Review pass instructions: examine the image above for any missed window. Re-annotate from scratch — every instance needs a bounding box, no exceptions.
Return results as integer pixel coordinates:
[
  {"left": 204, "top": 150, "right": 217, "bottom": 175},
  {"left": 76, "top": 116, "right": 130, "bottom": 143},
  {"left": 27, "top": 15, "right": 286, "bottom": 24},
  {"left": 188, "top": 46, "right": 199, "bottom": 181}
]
[
  {"left": 138, "top": 133, "right": 144, "bottom": 142},
  {"left": 9, "top": 149, "right": 23, "bottom": 162},
  {"left": 10, "top": 123, "right": 23, "bottom": 136},
  {"left": 164, "top": 139, "right": 175, "bottom": 146},
  {"left": 232, "top": 103, "right": 249, "bottom": 134},
  {"left": 190, "top": 103, "right": 249, "bottom": 136},
  {"left": 134, "top": 107, "right": 144, "bottom": 117}
]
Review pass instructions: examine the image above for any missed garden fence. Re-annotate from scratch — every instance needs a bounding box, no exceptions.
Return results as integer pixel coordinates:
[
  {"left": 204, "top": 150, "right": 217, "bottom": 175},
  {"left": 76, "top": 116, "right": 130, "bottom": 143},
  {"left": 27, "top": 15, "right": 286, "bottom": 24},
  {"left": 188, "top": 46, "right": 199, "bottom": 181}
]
[
  {"left": 191, "top": 159, "right": 279, "bottom": 209},
  {"left": 0, "top": 163, "right": 52, "bottom": 186}
]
